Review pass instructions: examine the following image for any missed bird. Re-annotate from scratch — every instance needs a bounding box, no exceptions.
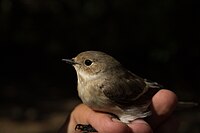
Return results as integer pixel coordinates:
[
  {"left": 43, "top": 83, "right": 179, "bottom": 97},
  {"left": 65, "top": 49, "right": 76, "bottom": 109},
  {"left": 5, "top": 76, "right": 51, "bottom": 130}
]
[
  {"left": 62, "top": 51, "right": 162, "bottom": 124},
  {"left": 62, "top": 51, "right": 199, "bottom": 133}
]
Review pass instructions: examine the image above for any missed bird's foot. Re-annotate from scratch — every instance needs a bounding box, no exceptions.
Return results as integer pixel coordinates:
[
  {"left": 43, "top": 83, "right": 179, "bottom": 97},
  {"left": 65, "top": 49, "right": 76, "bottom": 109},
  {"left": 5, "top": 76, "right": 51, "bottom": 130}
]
[{"left": 75, "top": 124, "right": 97, "bottom": 133}]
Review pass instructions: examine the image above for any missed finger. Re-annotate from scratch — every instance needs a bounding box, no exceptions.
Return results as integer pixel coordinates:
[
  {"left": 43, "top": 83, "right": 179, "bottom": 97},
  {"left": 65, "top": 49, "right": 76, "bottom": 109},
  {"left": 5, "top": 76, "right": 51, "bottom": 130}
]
[
  {"left": 72, "top": 104, "right": 131, "bottom": 133},
  {"left": 68, "top": 104, "right": 95, "bottom": 133},
  {"left": 146, "top": 89, "right": 178, "bottom": 129},
  {"left": 88, "top": 110, "right": 131, "bottom": 133},
  {"left": 71, "top": 104, "right": 93, "bottom": 124},
  {"left": 128, "top": 119, "right": 153, "bottom": 133}
]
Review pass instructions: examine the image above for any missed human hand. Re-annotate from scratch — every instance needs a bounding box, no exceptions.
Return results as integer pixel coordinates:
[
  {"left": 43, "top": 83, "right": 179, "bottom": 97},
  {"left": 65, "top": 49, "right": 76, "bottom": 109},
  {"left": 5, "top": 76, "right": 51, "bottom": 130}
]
[{"left": 59, "top": 89, "right": 178, "bottom": 133}]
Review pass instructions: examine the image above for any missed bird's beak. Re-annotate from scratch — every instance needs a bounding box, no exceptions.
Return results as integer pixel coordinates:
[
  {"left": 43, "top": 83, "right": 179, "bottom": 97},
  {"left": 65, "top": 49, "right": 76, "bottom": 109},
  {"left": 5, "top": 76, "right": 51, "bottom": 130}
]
[{"left": 62, "top": 58, "right": 78, "bottom": 65}]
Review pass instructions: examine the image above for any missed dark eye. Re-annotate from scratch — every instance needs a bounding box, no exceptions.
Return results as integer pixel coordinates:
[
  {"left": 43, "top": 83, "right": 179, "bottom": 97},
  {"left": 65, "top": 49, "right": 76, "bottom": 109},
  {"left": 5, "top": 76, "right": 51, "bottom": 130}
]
[{"left": 84, "top": 59, "right": 93, "bottom": 66}]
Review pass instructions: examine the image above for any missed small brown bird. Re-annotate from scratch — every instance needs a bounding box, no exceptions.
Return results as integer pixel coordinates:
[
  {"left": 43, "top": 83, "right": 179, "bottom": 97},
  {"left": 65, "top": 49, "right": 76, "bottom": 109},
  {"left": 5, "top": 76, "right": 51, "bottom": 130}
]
[
  {"left": 63, "top": 51, "right": 198, "bottom": 132},
  {"left": 62, "top": 51, "right": 162, "bottom": 124}
]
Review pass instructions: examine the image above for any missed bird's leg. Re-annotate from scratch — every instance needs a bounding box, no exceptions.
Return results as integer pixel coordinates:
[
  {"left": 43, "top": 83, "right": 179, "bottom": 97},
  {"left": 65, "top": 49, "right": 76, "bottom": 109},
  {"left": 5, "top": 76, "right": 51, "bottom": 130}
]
[{"left": 75, "top": 124, "right": 98, "bottom": 133}]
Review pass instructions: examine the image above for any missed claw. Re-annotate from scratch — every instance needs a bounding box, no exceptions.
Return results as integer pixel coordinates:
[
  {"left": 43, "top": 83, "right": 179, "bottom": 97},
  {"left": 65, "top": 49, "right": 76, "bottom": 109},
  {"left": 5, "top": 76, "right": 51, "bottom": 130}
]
[{"left": 75, "top": 124, "right": 97, "bottom": 133}]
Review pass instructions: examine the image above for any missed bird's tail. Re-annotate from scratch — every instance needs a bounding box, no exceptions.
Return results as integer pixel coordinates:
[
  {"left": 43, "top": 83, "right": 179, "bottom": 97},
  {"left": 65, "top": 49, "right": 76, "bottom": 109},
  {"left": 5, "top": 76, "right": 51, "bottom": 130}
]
[{"left": 177, "top": 101, "right": 198, "bottom": 108}]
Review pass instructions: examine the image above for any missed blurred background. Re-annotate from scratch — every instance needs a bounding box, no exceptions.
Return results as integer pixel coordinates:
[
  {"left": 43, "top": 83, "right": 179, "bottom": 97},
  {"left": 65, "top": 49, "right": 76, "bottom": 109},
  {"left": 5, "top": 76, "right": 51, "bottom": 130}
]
[{"left": 0, "top": 0, "right": 199, "bottom": 133}]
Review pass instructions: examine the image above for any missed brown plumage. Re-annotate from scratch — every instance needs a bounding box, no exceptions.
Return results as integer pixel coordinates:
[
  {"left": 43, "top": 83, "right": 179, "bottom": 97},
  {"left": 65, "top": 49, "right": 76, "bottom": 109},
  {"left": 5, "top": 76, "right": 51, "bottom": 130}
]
[{"left": 63, "top": 51, "right": 162, "bottom": 123}]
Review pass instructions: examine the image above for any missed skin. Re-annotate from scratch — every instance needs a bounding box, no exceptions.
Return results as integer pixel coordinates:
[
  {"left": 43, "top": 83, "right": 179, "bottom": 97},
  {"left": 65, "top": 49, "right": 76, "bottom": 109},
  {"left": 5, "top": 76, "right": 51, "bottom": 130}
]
[{"left": 59, "top": 89, "right": 179, "bottom": 133}]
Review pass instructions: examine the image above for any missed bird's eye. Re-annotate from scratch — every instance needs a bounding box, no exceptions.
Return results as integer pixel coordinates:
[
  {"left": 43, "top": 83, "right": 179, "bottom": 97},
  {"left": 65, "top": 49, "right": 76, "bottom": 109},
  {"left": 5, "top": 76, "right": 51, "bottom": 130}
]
[{"left": 84, "top": 59, "right": 93, "bottom": 66}]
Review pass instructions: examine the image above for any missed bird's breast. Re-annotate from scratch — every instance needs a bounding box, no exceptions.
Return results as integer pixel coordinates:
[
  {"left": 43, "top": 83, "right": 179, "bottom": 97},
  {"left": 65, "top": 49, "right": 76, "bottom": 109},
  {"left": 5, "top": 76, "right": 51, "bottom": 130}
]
[{"left": 77, "top": 79, "right": 113, "bottom": 111}]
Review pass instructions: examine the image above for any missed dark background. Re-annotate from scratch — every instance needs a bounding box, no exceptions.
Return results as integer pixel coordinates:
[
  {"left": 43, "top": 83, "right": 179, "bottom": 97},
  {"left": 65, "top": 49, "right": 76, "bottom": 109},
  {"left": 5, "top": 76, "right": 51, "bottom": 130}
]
[{"left": 0, "top": 0, "right": 199, "bottom": 133}]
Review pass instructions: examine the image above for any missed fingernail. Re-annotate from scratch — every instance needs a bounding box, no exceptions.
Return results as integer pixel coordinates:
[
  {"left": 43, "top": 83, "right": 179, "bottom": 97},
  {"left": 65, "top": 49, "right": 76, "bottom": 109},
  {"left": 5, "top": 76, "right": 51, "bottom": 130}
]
[
  {"left": 111, "top": 117, "right": 122, "bottom": 123},
  {"left": 129, "top": 119, "right": 153, "bottom": 133},
  {"left": 131, "top": 119, "right": 149, "bottom": 125}
]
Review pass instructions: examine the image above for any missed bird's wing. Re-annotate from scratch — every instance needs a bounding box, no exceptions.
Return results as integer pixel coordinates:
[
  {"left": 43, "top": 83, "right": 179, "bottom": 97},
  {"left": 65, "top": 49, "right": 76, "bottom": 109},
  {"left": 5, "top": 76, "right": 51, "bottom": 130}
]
[{"left": 102, "top": 70, "right": 161, "bottom": 107}]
